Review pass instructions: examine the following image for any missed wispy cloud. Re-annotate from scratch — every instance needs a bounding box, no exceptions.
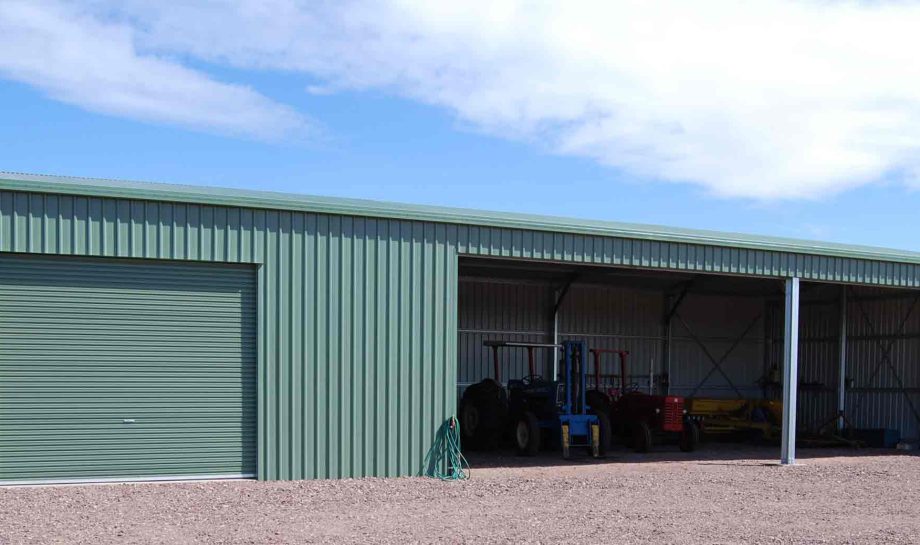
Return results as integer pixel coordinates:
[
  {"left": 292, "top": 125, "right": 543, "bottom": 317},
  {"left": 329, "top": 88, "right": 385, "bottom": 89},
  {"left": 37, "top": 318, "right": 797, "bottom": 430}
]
[
  {"left": 0, "top": 1, "right": 308, "bottom": 140},
  {"left": 5, "top": 1, "right": 920, "bottom": 199}
]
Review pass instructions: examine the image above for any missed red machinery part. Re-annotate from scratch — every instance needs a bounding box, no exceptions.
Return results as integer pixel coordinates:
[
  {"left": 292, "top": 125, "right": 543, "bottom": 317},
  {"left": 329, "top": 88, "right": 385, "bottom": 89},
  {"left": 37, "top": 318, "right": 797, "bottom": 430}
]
[
  {"left": 590, "top": 348, "right": 630, "bottom": 392},
  {"left": 662, "top": 396, "right": 684, "bottom": 433}
]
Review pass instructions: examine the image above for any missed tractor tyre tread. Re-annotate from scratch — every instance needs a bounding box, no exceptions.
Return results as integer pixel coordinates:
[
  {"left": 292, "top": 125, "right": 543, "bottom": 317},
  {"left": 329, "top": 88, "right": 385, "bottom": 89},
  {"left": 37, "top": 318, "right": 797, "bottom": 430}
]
[
  {"left": 680, "top": 419, "right": 701, "bottom": 452},
  {"left": 516, "top": 412, "right": 541, "bottom": 457},
  {"left": 634, "top": 421, "right": 653, "bottom": 453},
  {"left": 596, "top": 412, "right": 612, "bottom": 457}
]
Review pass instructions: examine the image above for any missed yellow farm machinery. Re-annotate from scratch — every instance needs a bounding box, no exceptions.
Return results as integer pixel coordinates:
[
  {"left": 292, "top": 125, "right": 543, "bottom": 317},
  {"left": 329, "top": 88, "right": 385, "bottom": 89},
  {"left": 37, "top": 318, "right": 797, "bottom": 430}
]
[{"left": 686, "top": 398, "right": 783, "bottom": 441}]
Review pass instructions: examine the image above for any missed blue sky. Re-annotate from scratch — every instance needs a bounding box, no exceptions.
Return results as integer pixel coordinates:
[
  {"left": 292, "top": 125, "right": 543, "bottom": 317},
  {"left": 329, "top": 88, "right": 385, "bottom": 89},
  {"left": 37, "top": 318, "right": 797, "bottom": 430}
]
[{"left": 2, "top": 2, "right": 920, "bottom": 252}]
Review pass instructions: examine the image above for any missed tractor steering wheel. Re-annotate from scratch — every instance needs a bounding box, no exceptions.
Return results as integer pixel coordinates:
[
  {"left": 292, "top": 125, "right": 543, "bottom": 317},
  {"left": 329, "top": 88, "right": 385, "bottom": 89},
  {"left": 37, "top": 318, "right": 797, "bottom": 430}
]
[{"left": 521, "top": 374, "right": 544, "bottom": 386}]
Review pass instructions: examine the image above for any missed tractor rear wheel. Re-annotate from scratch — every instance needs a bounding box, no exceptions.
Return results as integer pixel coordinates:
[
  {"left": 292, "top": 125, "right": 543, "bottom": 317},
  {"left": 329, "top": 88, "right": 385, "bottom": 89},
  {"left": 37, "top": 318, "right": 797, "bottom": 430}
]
[
  {"left": 633, "top": 421, "right": 653, "bottom": 453},
  {"left": 459, "top": 398, "right": 481, "bottom": 447},
  {"left": 459, "top": 379, "right": 508, "bottom": 450},
  {"left": 594, "top": 412, "right": 612, "bottom": 457},
  {"left": 586, "top": 390, "right": 612, "bottom": 415},
  {"left": 680, "top": 419, "right": 700, "bottom": 452},
  {"left": 515, "top": 412, "right": 541, "bottom": 456}
]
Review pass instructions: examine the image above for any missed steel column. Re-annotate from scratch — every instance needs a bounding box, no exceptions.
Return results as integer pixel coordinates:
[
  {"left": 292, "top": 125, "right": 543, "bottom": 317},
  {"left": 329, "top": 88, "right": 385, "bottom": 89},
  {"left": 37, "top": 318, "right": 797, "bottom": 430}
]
[
  {"left": 662, "top": 282, "right": 691, "bottom": 397},
  {"left": 551, "top": 276, "right": 578, "bottom": 381},
  {"left": 837, "top": 287, "right": 847, "bottom": 432},
  {"left": 781, "top": 277, "right": 800, "bottom": 465},
  {"left": 553, "top": 288, "right": 560, "bottom": 380},
  {"left": 665, "top": 317, "right": 673, "bottom": 395}
]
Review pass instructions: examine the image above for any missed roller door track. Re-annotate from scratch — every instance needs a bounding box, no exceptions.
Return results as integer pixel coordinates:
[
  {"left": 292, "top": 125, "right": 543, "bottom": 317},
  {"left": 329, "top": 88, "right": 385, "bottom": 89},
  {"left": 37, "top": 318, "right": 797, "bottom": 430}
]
[{"left": 0, "top": 255, "right": 257, "bottom": 484}]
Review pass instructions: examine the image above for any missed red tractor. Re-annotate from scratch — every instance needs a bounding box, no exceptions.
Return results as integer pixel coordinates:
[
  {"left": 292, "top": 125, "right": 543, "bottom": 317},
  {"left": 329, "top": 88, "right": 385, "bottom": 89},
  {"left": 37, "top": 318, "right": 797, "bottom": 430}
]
[{"left": 586, "top": 348, "right": 699, "bottom": 453}]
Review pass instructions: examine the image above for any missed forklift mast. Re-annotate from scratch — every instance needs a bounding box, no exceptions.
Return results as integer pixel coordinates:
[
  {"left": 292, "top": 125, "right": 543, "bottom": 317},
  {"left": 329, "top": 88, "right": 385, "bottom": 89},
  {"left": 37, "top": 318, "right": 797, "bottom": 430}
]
[{"left": 562, "top": 340, "right": 589, "bottom": 416}]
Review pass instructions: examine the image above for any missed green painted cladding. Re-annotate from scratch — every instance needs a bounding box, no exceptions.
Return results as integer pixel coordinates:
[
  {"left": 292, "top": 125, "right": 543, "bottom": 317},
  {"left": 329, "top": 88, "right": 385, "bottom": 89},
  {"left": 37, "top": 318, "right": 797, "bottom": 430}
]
[
  {"left": 457, "top": 229, "right": 920, "bottom": 288},
  {"left": 0, "top": 190, "right": 458, "bottom": 480},
  {"left": 2, "top": 183, "right": 920, "bottom": 481}
]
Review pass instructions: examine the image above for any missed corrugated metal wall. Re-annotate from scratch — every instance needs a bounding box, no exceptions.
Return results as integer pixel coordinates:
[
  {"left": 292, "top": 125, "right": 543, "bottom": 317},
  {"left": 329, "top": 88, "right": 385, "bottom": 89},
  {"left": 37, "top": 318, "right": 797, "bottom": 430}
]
[
  {"left": 8, "top": 175, "right": 920, "bottom": 289},
  {"left": 788, "top": 286, "right": 920, "bottom": 439},
  {"left": 0, "top": 190, "right": 458, "bottom": 480},
  {"left": 457, "top": 228, "right": 920, "bottom": 288},
  {"left": 668, "top": 294, "right": 767, "bottom": 398},
  {"left": 458, "top": 280, "right": 665, "bottom": 392},
  {"left": 458, "top": 278, "right": 769, "bottom": 399},
  {"left": 559, "top": 284, "right": 664, "bottom": 390},
  {"left": 846, "top": 289, "right": 920, "bottom": 439},
  {"left": 458, "top": 279, "right": 553, "bottom": 388}
]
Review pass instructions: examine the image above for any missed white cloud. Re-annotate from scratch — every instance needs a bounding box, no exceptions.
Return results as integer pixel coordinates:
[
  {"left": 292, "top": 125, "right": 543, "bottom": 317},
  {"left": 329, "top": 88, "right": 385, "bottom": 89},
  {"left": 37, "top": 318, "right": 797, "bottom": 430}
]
[
  {"left": 6, "top": 1, "right": 920, "bottom": 199},
  {"left": 0, "top": 0, "right": 308, "bottom": 140}
]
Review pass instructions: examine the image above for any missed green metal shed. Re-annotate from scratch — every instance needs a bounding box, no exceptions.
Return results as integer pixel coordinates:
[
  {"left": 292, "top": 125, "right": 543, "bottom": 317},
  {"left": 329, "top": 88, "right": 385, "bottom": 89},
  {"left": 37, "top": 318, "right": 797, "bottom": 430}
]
[{"left": 1, "top": 172, "right": 919, "bottom": 483}]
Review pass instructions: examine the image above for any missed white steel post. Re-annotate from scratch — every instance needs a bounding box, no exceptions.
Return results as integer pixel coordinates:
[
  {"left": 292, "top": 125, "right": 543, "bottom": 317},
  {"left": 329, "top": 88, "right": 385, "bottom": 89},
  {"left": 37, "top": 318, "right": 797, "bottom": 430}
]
[
  {"left": 781, "top": 277, "right": 800, "bottom": 465},
  {"left": 838, "top": 287, "right": 847, "bottom": 432}
]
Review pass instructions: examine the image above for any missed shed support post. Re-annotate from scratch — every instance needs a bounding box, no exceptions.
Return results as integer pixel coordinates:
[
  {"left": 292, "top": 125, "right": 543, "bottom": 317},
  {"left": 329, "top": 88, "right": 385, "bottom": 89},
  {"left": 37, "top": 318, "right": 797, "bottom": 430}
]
[
  {"left": 553, "top": 288, "right": 560, "bottom": 380},
  {"left": 662, "top": 282, "right": 691, "bottom": 396},
  {"left": 551, "top": 275, "right": 578, "bottom": 381},
  {"left": 665, "top": 313, "right": 673, "bottom": 396},
  {"left": 837, "top": 287, "right": 847, "bottom": 432},
  {"left": 781, "top": 277, "right": 800, "bottom": 465}
]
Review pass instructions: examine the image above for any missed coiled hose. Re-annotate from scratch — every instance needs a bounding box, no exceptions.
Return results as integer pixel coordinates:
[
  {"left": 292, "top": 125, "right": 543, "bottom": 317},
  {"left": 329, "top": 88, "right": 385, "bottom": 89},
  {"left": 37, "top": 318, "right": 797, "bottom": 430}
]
[{"left": 424, "top": 415, "right": 471, "bottom": 481}]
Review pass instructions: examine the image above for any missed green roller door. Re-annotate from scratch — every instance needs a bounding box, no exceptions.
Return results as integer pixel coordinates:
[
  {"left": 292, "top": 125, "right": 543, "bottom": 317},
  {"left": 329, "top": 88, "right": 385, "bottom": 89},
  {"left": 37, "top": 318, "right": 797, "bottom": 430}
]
[{"left": 0, "top": 255, "right": 257, "bottom": 483}]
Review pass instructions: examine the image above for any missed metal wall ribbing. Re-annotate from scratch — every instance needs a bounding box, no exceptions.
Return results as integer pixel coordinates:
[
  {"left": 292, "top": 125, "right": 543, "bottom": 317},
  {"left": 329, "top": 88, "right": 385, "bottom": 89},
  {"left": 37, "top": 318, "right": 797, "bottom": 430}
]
[
  {"left": 458, "top": 279, "right": 553, "bottom": 389},
  {"left": 559, "top": 284, "right": 664, "bottom": 389},
  {"left": 845, "top": 290, "right": 920, "bottom": 438},
  {"left": 0, "top": 191, "right": 457, "bottom": 480},
  {"left": 5, "top": 175, "right": 920, "bottom": 289},
  {"left": 668, "top": 294, "right": 766, "bottom": 398},
  {"left": 457, "top": 278, "right": 768, "bottom": 398},
  {"left": 457, "top": 229, "right": 920, "bottom": 288},
  {"left": 458, "top": 280, "right": 665, "bottom": 391},
  {"left": 790, "top": 286, "right": 920, "bottom": 439}
]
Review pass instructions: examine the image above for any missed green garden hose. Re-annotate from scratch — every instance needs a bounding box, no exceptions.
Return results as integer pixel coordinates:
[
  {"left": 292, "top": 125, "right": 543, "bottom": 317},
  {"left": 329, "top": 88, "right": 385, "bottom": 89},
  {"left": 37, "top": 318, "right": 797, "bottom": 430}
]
[{"left": 424, "top": 416, "right": 471, "bottom": 481}]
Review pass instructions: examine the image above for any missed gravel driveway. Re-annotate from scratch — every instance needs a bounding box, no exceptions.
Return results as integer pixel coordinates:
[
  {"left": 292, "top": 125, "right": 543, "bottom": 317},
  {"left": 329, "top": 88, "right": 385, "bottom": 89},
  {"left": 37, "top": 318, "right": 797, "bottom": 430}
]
[{"left": 1, "top": 446, "right": 918, "bottom": 544}]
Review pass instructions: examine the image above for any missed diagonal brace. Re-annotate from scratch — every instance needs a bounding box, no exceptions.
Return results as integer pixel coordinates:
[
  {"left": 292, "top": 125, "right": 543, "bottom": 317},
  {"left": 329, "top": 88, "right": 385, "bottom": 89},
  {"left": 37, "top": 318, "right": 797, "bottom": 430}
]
[
  {"left": 683, "top": 312, "right": 762, "bottom": 399},
  {"left": 850, "top": 292, "right": 920, "bottom": 425}
]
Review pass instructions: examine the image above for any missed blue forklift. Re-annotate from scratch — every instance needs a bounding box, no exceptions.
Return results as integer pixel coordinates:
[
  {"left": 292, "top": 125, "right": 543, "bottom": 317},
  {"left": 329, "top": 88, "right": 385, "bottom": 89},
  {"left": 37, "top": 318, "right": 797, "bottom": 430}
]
[{"left": 483, "top": 339, "right": 610, "bottom": 458}]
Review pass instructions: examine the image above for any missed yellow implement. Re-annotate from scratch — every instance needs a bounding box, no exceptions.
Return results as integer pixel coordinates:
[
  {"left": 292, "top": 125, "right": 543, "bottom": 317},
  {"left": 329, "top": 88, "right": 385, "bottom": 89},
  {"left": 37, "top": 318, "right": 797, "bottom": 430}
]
[{"left": 687, "top": 398, "right": 782, "bottom": 440}]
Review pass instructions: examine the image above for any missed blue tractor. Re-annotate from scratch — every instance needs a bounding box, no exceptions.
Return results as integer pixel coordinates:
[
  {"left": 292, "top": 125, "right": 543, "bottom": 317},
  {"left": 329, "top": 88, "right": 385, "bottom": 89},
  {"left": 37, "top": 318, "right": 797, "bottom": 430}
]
[{"left": 482, "top": 340, "right": 610, "bottom": 458}]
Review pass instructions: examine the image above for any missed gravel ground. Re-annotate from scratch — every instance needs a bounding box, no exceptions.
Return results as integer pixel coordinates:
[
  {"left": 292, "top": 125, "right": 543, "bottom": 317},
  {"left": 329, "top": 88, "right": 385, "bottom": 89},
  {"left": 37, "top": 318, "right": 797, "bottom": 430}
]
[{"left": 1, "top": 446, "right": 918, "bottom": 544}]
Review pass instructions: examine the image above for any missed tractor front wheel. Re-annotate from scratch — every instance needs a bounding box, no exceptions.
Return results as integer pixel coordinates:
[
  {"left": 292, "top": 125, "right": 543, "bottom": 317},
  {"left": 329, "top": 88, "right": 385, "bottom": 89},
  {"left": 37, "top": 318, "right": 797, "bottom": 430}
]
[
  {"left": 594, "top": 413, "right": 612, "bottom": 457},
  {"left": 633, "top": 421, "right": 653, "bottom": 453},
  {"left": 680, "top": 419, "right": 700, "bottom": 452},
  {"left": 515, "top": 412, "right": 541, "bottom": 457}
]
